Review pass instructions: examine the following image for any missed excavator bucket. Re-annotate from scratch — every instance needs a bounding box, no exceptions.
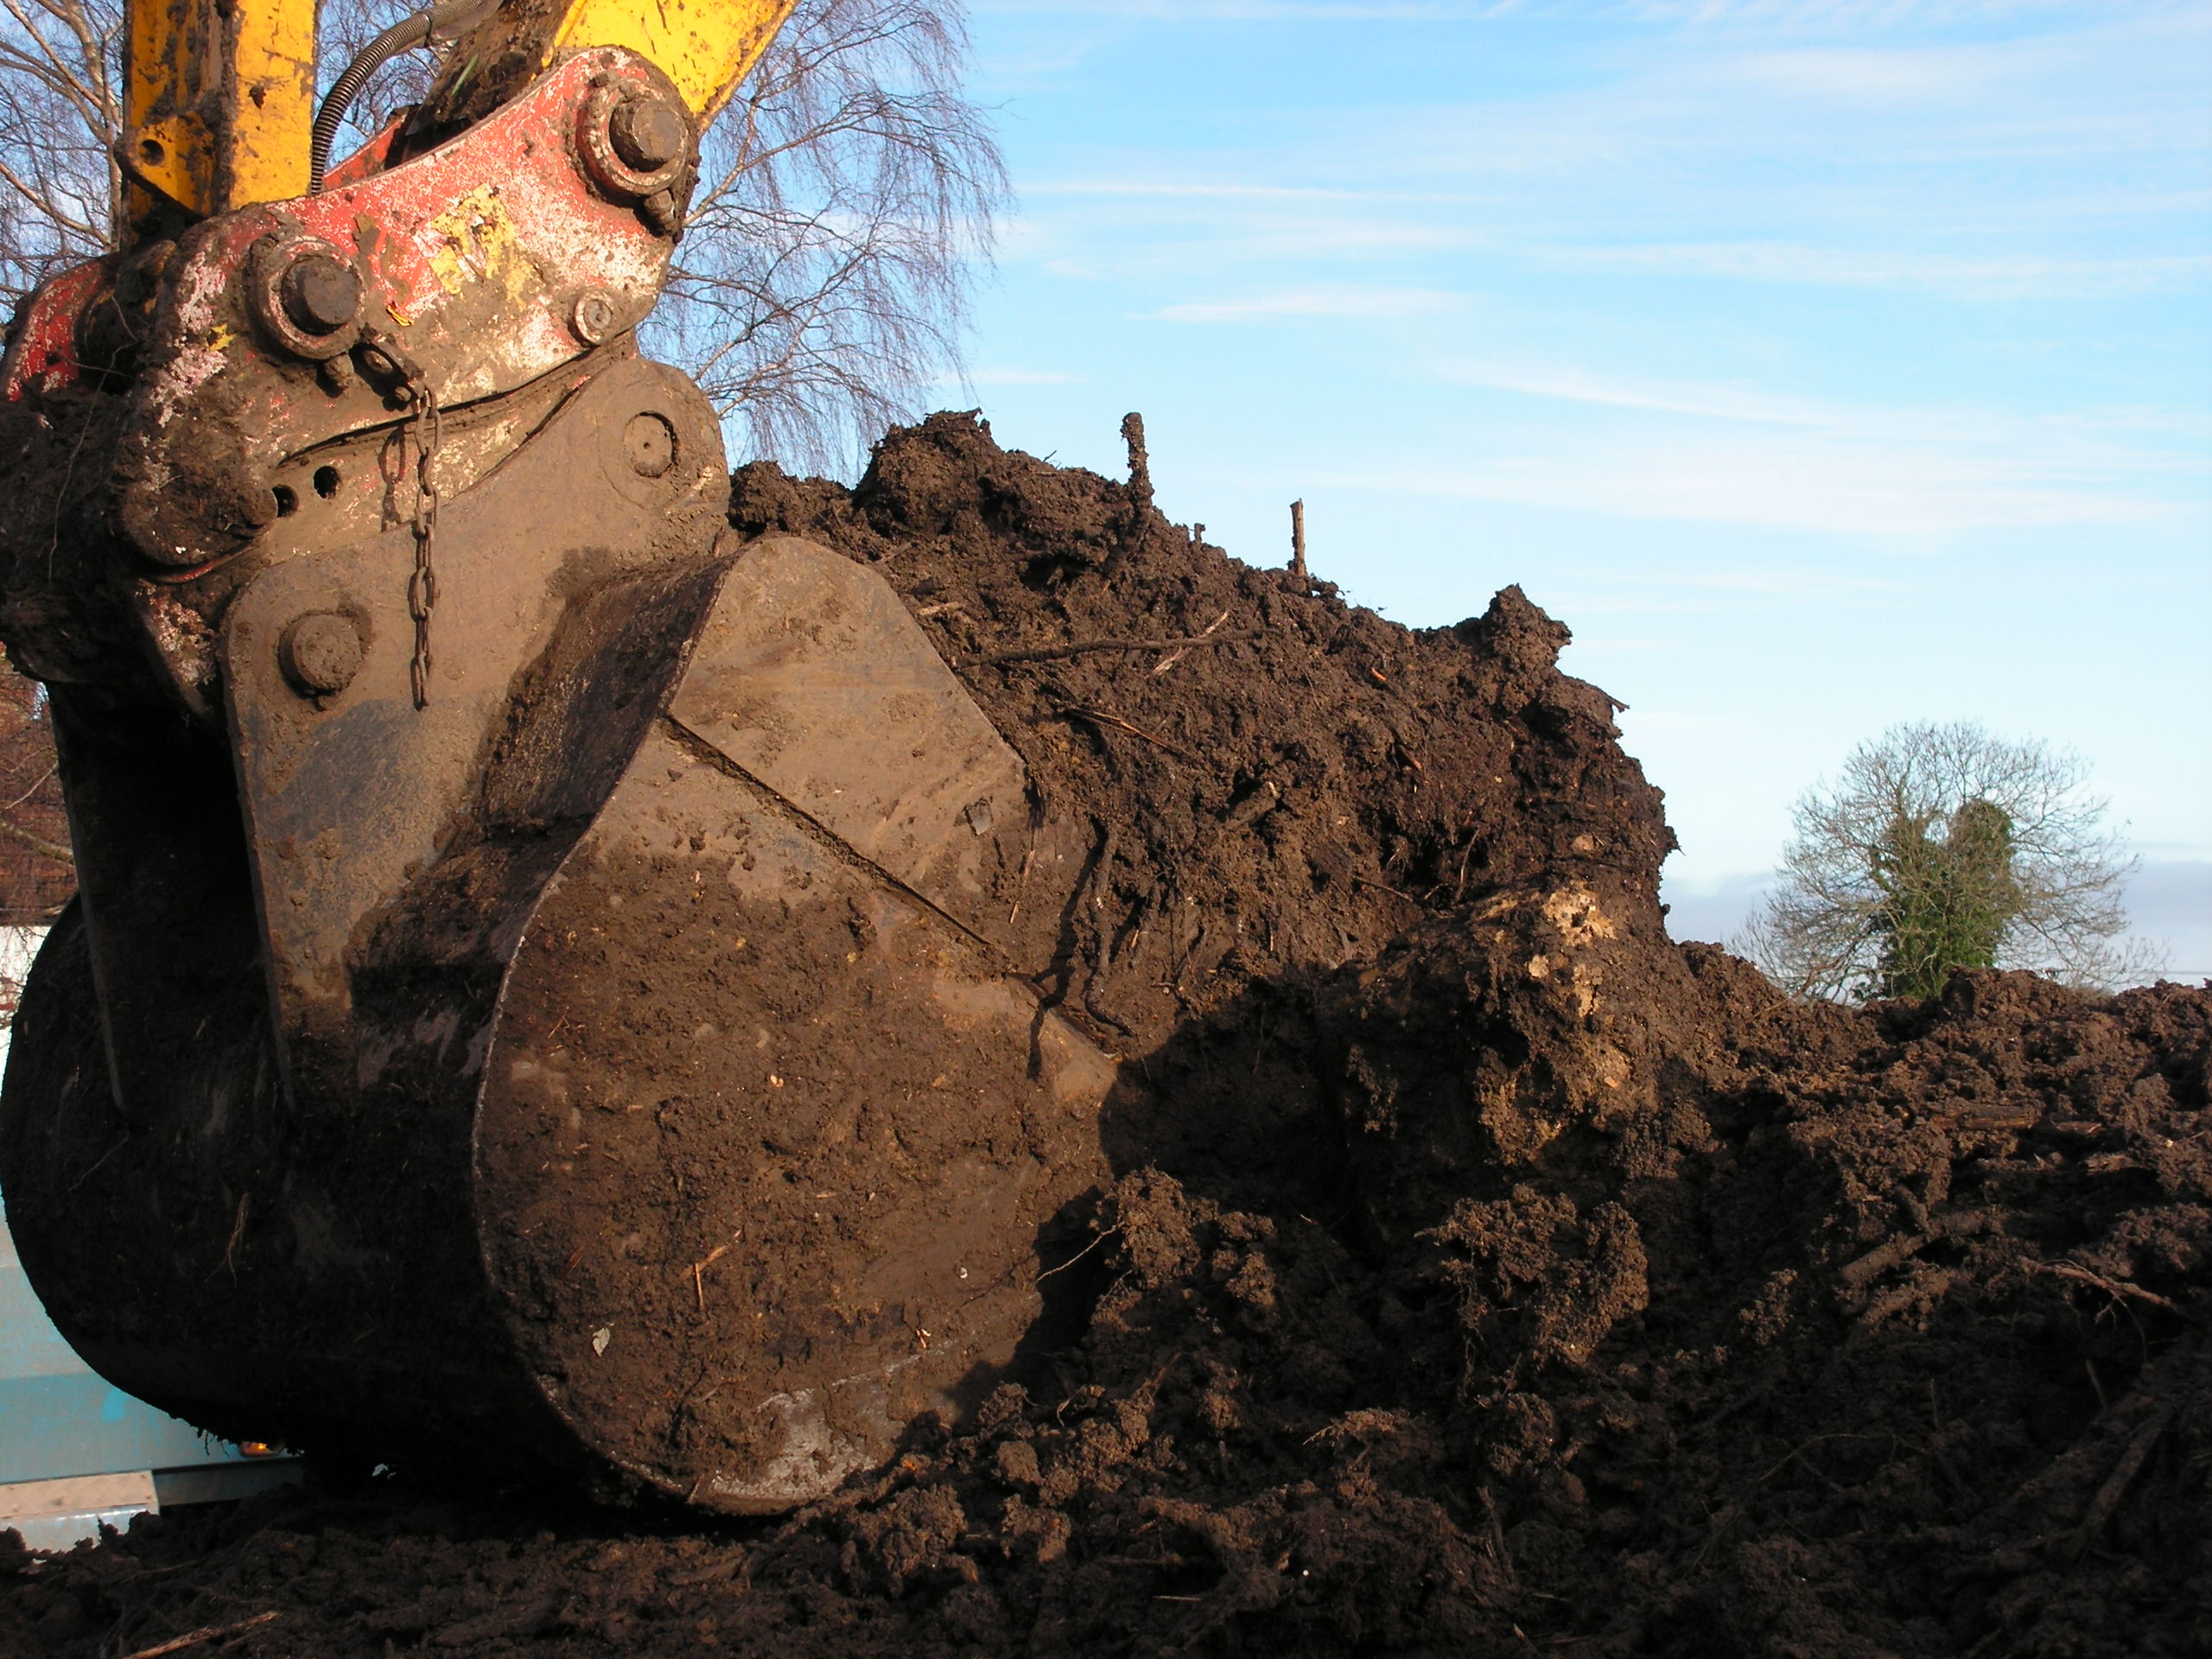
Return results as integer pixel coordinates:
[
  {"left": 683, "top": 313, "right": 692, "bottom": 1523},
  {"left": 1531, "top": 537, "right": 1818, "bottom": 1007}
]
[
  {"left": 1, "top": 344, "right": 1113, "bottom": 1508},
  {"left": 0, "top": 21, "right": 1111, "bottom": 1507}
]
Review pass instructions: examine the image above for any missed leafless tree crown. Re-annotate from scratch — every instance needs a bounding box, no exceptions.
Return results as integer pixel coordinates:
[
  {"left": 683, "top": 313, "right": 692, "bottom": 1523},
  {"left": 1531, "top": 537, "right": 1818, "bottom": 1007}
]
[
  {"left": 0, "top": 0, "right": 1001, "bottom": 472},
  {"left": 0, "top": 0, "right": 124, "bottom": 305},
  {"left": 1737, "top": 721, "right": 2160, "bottom": 1001}
]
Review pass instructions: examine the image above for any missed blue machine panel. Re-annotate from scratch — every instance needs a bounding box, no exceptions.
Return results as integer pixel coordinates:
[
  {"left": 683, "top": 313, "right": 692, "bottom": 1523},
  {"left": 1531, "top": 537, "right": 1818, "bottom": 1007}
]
[{"left": 2, "top": 1201, "right": 249, "bottom": 1485}]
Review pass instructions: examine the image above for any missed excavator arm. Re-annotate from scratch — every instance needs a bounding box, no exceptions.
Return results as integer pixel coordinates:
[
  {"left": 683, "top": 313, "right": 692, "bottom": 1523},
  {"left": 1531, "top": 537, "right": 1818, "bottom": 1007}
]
[
  {"left": 0, "top": 0, "right": 1113, "bottom": 1510},
  {"left": 119, "top": 0, "right": 796, "bottom": 225}
]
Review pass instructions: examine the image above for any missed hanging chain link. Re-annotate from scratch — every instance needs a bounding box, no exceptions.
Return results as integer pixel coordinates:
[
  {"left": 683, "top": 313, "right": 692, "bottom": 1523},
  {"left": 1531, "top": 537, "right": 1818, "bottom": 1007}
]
[{"left": 407, "top": 384, "right": 442, "bottom": 709}]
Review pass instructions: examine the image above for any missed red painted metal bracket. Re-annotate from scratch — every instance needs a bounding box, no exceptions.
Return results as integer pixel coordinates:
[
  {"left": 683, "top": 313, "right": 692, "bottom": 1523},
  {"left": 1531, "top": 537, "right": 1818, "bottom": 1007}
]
[
  {"left": 113, "top": 46, "right": 689, "bottom": 568},
  {"left": 2, "top": 259, "right": 114, "bottom": 404}
]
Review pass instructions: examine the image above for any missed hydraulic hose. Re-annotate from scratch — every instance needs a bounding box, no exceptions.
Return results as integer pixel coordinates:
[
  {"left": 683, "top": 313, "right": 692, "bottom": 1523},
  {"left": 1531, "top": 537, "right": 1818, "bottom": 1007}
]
[{"left": 309, "top": 0, "right": 498, "bottom": 194}]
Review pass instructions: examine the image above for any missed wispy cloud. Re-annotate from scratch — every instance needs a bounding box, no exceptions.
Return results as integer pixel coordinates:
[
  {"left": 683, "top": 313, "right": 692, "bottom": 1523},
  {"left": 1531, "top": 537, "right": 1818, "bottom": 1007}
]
[
  {"left": 1023, "top": 181, "right": 1382, "bottom": 201},
  {"left": 977, "top": 2, "right": 2123, "bottom": 19},
  {"left": 991, "top": 0, "right": 2211, "bottom": 310},
  {"left": 968, "top": 366, "right": 1086, "bottom": 385},
  {"left": 1431, "top": 358, "right": 2212, "bottom": 449},
  {"left": 1320, "top": 427, "right": 2190, "bottom": 538},
  {"left": 1522, "top": 241, "right": 2212, "bottom": 299},
  {"left": 1151, "top": 284, "right": 1469, "bottom": 321}
]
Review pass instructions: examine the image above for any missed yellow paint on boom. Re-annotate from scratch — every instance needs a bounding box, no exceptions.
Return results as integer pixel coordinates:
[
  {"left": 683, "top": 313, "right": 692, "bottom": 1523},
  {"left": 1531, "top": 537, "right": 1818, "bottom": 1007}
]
[
  {"left": 124, "top": 0, "right": 314, "bottom": 218},
  {"left": 230, "top": 0, "right": 316, "bottom": 207},
  {"left": 550, "top": 0, "right": 800, "bottom": 118}
]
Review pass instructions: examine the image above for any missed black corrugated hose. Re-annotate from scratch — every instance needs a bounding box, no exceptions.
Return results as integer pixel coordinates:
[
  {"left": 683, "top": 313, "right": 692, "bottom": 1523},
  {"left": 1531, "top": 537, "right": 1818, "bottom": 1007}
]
[{"left": 309, "top": 0, "right": 499, "bottom": 194}]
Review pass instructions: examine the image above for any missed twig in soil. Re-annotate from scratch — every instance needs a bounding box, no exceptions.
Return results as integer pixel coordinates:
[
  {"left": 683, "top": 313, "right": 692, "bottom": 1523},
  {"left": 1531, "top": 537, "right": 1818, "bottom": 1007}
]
[
  {"left": 1840, "top": 1209, "right": 1994, "bottom": 1293},
  {"left": 1840, "top": 1232, "right": 1929, "bottom": 1290},
  {"left": 2073, "top": 1405, "right": 2175, "bottom": 1556},
  {"left": 211, "top": 1193, "right": 251, "bottom": 1282},
  {"left": 1057, "top": 703, "right": 1203, "bottom": 763},
  {"left": 1289, "top": 499, "right": 1308, "bottom": 588},
  {"left": 690, "top": 1244, "right": 731, "bottom": 1312},
  {"left": 1351, "top": 874, "right": 1421, "bottom": 904},
  {"left": 121, "top": 1610, "right": 278, "bottom": 1659},
  {"left": 962, "top": 632, "right": 1262, "bottom": 668},
  {"left": 1036, "top": 1226, "right": 1118, "bottom": 1286},
  {"left": 1855, "top": 1268, "right": 1959, "bottom": 1328},
  {"left": 1152, "top": 609, "right": 1230, "bottom": 676},
  {"left": 69, "top": 1131, "right": 129, "bottom": 1192},
  {"left": 1451, "top": 833, "right": 1481, "bottom": 904},
  {"left": 2037, "top": 1260, "right": 2189, "bottom": 1319},
  {"left": 1478, "top": 1486, "right": 1516, "bottom": 1587},
  {"left": 1757, "top": 1438, "right": 1849, "bottom": 1497},
  {"left": 1123, "top": 413, "right": 1153, "bottom": 514}
]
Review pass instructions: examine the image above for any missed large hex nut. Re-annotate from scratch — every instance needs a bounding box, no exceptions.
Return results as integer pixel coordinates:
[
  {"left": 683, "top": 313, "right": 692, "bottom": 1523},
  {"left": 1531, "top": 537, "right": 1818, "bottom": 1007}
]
[
  {"left": 611, "top": 98, "right": 687, "bottom": 172},
  {"left": 245, "top": 237, "right": 365, "bottom": 362},
  {"left": 578, "top": 79, "right": 692, "bottom": 207}
]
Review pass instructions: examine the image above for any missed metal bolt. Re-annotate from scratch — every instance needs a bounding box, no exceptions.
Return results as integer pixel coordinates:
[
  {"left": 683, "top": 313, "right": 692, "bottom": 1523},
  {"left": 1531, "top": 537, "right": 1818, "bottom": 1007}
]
[
  {"left": 610, "top": 97, "right": 686, "bottom": 172},
  {"left": 641, "top": 187, "right": 683, "bottom": 238},
  {"left": 278, "top": 612, "right": 365, "bottom": 699},
  {"left": 281, "top": 255, "right": 362, "bottom": 336},
  {"left": 624, "top": 413, "right": 676, "bottom": 479},
  {"left": 571, "top": 289, "right": 619, "bottom": 346}
]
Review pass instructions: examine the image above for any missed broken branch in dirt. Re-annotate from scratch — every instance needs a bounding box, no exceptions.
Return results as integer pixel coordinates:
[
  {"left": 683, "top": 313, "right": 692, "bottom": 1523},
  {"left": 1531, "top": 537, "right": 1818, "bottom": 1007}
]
[
  {"left": 2075, "top": 1406, "right": 2177, "bottom": 1555},
  {"left": 119, "top": 1610, "right": 278, "bottom": 1658},
  {"left": 1055, "top": 703, "right": 1204, "bottom": 763},
  {"left": 962, "top": 632, "right": 1264, "bottom": 668}
]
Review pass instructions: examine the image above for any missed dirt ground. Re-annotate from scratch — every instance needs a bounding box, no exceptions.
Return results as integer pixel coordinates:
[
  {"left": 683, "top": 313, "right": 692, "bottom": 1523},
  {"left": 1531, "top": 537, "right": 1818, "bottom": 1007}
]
[{"left": 3, "top": 413, "right": 2206, "bottom": 1658}]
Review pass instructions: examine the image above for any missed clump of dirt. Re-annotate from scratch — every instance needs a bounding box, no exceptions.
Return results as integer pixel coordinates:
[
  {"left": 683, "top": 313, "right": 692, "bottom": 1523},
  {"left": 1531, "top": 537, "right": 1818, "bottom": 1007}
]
[{"left": 3, "top": 414, "right": 2206, "bottom": 1657}]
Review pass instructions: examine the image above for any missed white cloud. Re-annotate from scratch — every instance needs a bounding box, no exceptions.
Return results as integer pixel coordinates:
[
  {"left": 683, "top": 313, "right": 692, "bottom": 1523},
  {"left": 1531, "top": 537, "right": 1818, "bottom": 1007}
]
[{"left": 1433, "top": 359, "right": 1861, "bottom": 428}]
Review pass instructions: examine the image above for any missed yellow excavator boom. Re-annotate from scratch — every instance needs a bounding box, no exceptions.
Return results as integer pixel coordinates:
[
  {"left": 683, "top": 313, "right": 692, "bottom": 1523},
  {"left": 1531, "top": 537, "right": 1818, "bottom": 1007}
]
[{"left": 552, "top": 0, "right": 799, "bottom": 119}]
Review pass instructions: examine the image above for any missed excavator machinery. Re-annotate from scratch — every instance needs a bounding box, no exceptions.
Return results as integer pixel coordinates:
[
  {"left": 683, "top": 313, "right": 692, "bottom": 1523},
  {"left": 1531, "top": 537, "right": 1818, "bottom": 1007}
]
[{"left": 0, "top": 0, "right": 1124, "bottom": 1510}]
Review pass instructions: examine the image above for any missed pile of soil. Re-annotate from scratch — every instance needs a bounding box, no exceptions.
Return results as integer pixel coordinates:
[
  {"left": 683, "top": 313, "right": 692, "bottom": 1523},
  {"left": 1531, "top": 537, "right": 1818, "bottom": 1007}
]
[{"left": 4, "top": 414, "right": 2206, "bottom": 1657}]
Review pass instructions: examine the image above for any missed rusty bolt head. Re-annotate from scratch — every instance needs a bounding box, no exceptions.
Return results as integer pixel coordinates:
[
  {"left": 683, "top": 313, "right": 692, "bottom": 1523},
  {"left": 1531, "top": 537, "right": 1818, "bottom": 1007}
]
[
  {"left": 624, "top": 413, "right": 677, "bottom": 479},
  {"left": 281, "top": 255, "right": 362, "bottom": 336},
  {"left": 610, "top": 97, "right": 687, "bottom": 172},
  {"left": 571, "top": 289, "right": 620, "bottom": 346},
  {"left": 278, "top": 612, "right": 365, "bottom": 699}
]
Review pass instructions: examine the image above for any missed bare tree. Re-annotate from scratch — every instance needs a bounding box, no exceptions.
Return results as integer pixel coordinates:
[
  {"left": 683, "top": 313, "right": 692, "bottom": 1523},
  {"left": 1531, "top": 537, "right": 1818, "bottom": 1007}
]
[
  {"left": 1738, "top": 721, "right": 2161, "bottom": 1002},
  {"left": 0, "top": 0, "right": 123, "bottom": 309},
  {"left": 1, "top": 0, "right": 1001, "bottom": 472},
  {"left": 654, "top": 0, "right": 1002, "bottom": 470}
]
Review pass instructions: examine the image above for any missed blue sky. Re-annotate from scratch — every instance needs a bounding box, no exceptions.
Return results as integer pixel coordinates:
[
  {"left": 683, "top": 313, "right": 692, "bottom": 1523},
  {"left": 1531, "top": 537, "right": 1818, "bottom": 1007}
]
[{"left": 937, "top": 0, "right": 2212, "bottom": 976}]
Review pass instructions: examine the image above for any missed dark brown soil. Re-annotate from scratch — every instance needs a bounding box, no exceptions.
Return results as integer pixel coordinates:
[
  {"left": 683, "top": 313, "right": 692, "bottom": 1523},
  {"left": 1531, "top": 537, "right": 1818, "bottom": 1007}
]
[{"left": 4, "top": 414, "right": 2206, "bottom": 1658}]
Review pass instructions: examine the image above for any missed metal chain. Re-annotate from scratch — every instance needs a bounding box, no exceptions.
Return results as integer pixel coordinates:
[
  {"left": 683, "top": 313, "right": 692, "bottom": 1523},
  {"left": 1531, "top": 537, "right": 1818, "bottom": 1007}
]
[{"left": 407, "top": 384, "right": 442, "bottom": 709}]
